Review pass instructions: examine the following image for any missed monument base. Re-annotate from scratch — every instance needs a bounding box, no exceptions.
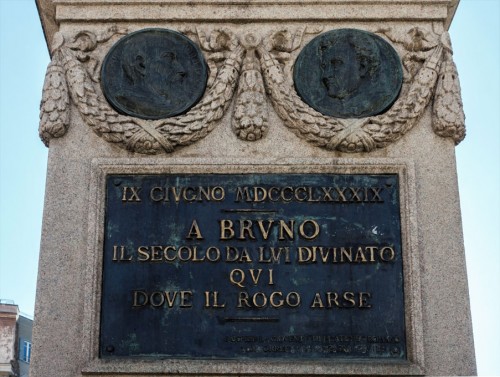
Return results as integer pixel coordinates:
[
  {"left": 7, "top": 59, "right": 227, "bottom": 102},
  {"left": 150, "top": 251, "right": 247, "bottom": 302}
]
[{"left": 32, "top": 0, "right": 475, "bottom": 375}]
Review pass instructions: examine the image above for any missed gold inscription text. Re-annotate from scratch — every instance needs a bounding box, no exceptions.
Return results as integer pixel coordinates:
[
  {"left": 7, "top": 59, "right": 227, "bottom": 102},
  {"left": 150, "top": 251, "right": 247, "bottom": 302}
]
[{"left": 219, "top": 219, "right": 321, "bottom": 241}]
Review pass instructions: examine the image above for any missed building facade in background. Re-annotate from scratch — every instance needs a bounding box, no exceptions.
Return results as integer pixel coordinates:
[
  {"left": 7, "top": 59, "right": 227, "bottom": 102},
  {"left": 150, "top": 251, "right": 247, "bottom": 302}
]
[{"left": 0, "top": 301, "right": 32, "bottom": 377}]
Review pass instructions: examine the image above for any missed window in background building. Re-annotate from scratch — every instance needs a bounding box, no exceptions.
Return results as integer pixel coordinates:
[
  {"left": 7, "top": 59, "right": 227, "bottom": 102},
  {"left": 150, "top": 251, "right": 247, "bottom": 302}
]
[{"left": 20, "top": 340, "right": 32, "bottom": 363}]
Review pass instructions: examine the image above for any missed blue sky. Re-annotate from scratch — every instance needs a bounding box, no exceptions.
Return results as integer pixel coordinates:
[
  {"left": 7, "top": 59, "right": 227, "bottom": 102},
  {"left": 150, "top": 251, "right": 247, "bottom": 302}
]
[{"left": 0, "top": 0, "right": 498, "bottom": 375}]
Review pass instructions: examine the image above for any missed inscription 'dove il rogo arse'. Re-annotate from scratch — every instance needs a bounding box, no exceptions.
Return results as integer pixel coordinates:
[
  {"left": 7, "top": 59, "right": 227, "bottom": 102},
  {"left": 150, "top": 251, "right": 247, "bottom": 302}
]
[{"left": 100, "top": 174, "right": 406, "bottom": 359}]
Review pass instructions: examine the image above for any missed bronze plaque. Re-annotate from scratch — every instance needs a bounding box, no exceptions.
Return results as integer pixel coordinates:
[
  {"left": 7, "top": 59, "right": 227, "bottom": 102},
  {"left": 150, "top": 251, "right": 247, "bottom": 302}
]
[
  {"left": 293, "top": 29, "right": 403, "bottom": 118},
  {"left": 101, "top": 28, "right": 208, "bottom": 119},
  {"left": 100, "top": 174, "right": 406, "bottom": 360}
]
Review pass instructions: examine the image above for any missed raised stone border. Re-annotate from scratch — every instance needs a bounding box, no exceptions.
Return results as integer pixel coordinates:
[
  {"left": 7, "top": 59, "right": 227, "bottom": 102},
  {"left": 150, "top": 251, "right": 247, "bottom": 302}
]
[{"left": 81, "top": 157, "right": 423, "bottom": 376}]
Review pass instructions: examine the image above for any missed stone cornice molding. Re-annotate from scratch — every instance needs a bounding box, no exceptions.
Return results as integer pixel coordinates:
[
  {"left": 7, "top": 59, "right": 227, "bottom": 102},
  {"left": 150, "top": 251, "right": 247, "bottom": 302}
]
[
  {"left": 0, "top": 304, "right": 19, "bottom": 319},
  {"left": 37, "top": 0, "right": 459, "bottom": 54}
]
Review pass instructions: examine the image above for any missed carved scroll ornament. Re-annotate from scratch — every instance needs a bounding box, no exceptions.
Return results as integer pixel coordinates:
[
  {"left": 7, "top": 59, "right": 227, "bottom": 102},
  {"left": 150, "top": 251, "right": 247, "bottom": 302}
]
[{"left": 39, "top": 26, "right": 465, "bottom": 154}]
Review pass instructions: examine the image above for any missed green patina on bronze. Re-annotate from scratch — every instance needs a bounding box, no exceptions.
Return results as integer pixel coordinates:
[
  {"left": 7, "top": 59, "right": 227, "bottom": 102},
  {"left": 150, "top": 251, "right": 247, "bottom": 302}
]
[
  {"left": 101, "top": 28, "right": 208, "bottom": 120},
  {"left": 294, "top": 29, "right": 403, "bottom": 119},
  {"left": 100, "top": 174, "right": 406, "bottom": 360}
]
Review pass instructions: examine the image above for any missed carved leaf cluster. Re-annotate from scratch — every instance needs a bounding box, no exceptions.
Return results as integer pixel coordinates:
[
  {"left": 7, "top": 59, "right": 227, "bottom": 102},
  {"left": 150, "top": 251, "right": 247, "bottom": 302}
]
[
  {"left": 232, "top": 50, "right": 269, "bottom": 141},
  {"left": 39, "top": 58, "right": 70, "bottom": 145},
  {"left": 431, "top": 34, "right": 466, "bottom": 144}
]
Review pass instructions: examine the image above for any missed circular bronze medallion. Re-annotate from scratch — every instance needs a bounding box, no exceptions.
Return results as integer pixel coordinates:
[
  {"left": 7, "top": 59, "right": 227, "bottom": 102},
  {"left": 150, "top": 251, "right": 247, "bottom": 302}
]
[
  {"left": 101, "top": 28, "right": 208, "bottom": 120},
  {"left": 293, "top": 29, "right": 403, "bottom": 119}
]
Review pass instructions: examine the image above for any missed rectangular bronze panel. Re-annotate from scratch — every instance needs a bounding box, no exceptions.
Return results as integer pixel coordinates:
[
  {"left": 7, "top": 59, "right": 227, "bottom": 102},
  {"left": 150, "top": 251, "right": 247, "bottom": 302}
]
[{"left": 100, "top": 174, "right": 405, "bottom": 359}]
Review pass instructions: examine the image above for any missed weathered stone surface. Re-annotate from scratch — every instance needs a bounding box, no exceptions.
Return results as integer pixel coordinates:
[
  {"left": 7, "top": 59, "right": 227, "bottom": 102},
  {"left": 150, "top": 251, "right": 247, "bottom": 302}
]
[
  {"left": 0, "top": 304, "right": 19, "bottom": 376},
  {"left": 32, "top": 1, "right": 475, "bottom": 376}
]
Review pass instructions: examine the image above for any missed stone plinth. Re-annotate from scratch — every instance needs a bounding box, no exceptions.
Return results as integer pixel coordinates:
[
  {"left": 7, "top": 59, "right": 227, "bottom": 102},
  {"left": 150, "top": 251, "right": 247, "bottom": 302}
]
[{"left": 32, "top": 1, "right": 475, "bottom": 376}]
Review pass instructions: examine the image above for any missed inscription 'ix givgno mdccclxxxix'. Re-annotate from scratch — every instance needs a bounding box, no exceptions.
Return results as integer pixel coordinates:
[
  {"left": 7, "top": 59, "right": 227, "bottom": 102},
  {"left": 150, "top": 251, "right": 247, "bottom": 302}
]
[{"left": 100, "top": 174, "right": 405, "bottom": 359}]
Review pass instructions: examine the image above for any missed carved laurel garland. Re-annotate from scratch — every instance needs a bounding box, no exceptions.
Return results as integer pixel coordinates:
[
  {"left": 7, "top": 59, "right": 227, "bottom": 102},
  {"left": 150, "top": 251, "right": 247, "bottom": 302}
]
[
  {"left": 259, "top": 29, "right": 465, "bottom": 152},
  {"left": 40, "top": 27, "right": 244, "bottom": 154},
  {"left": 39, "top": 26, "right": 465, "bottom": 154}
]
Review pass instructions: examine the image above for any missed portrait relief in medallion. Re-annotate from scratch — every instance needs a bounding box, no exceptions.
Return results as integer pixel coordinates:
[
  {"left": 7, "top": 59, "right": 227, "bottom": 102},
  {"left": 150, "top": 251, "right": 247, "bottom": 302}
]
[
  {"left": 294, "top": 29, "right": 403, "bottom": 119},
  {"left": 101, "top": 28, "right": 208, "bottom": 120}
]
